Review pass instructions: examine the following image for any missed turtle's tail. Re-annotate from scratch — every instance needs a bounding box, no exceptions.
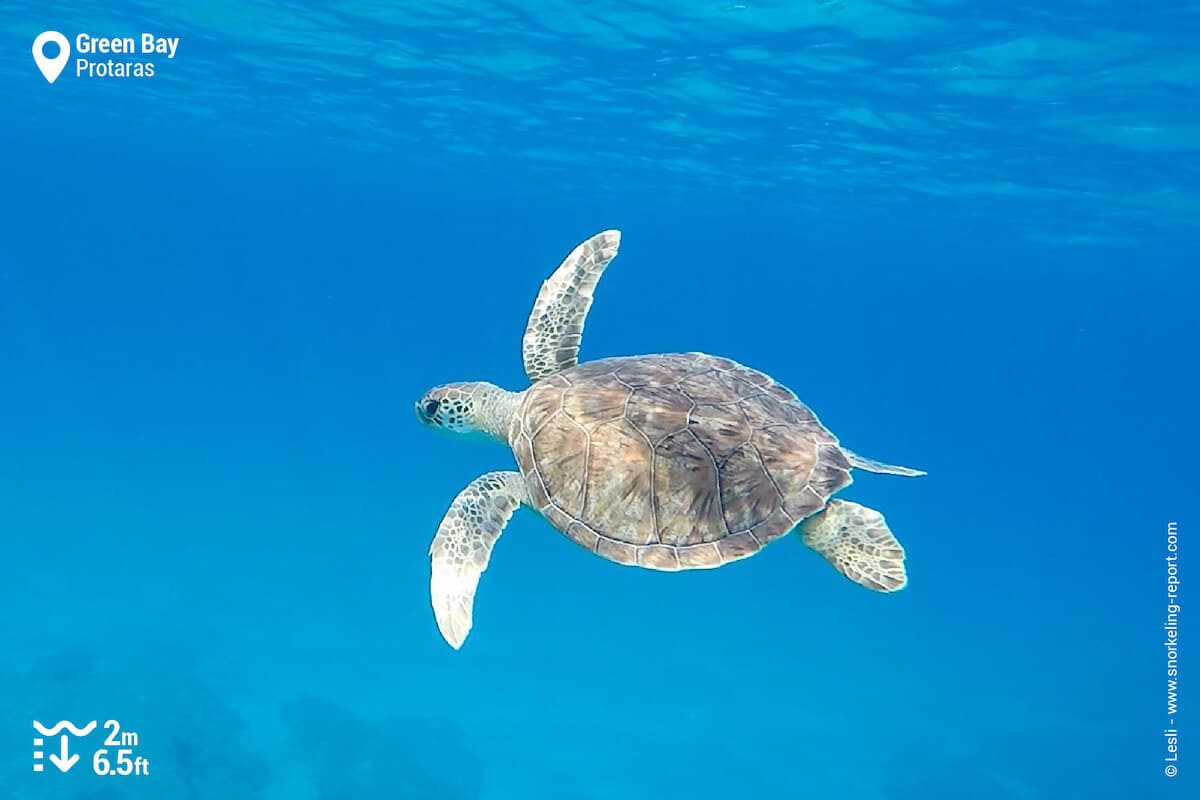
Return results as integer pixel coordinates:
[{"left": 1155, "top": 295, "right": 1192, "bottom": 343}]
[{"left": 843, "top": 449, "right": 926, "bottom": 477}]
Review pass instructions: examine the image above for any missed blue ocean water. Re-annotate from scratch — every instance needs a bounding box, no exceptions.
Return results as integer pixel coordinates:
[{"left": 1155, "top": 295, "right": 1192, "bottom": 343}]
[{"left": 1, "top": 1, "right": 1197, "bottom": 798}]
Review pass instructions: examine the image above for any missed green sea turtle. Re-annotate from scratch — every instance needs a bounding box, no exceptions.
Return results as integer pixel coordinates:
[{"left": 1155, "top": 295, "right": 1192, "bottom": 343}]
[{"left": 416, "top": 230, "right": 925, "bottom": 649}]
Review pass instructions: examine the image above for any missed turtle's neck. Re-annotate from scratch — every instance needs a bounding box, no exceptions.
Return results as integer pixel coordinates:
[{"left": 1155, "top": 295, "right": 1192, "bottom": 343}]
[{"left": 473, "top": 383, "right": 523, "bottom": 444}]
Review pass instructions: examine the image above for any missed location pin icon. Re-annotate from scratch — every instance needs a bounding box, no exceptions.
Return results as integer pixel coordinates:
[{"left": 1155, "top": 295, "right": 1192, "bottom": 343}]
[{"left": 32, "top": 31, "right": 70, "bottom": 84}]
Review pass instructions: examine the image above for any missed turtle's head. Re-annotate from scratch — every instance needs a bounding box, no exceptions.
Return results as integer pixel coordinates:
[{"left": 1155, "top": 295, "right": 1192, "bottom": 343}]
[
  {"left": 416, "top": 383, "right": 478, "bottom": 433},
  {"left": 415, "top": 382, "right": 520, "bottom": 443}
]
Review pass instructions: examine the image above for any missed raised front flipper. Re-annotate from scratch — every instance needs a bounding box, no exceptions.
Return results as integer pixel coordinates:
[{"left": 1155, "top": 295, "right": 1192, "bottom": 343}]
[{"left": 521, "top": 230, "right": 621, "bottom": 383}]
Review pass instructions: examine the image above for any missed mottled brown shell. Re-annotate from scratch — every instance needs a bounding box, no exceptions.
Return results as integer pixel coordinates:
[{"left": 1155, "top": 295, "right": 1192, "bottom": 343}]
[{"left": 510, "top": 353, "right": 852, "bottom": 571}]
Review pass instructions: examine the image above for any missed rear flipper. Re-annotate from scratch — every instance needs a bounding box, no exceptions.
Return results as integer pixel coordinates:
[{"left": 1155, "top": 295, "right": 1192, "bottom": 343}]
[
  {"left": 843, "top": 448, "right": 927, "bottom": 477},
  {"left": 800, "top": 499, "right": 907, "bottom": 592}
]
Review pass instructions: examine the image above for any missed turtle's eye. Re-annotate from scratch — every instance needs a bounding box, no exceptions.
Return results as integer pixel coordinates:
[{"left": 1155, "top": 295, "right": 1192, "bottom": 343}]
[{"left": 423, "top": 399, "right": 441, "bottom": 419}]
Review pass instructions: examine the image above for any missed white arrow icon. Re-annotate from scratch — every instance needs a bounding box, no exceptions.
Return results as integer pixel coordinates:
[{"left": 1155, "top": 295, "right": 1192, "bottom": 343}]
[
  {"left": 32, "top": 31, "right": 70, "bottom": 84},
  {"left": 48, "top": 735, "right": 78, "bottom": 773}
]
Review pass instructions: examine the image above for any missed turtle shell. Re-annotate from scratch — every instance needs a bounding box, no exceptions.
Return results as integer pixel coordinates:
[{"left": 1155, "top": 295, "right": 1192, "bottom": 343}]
[{"left": 510, "top": 353, "right": 852, "bottom": 571}]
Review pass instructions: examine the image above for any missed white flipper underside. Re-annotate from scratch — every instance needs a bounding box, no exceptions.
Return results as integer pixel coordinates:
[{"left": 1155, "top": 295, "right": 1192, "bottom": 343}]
[
  {"left": 521, "top": 230, "right": 621, "bottom": 383},
  {"left": 428, "top": 471, "right": 527, "bottom": 649}
]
